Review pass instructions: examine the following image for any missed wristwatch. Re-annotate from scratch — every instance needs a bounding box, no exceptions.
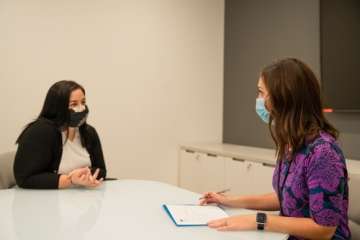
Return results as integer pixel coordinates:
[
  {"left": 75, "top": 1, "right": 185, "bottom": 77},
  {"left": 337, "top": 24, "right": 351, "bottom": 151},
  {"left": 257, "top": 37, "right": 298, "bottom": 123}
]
[{"left": 256, "top": 212, "right": 267, "bottom": 230}]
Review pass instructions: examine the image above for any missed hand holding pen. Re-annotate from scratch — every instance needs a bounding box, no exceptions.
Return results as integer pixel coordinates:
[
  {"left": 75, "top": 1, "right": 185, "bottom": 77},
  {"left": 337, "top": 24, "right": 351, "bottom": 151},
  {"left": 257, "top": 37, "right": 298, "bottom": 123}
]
[{"left": 199, "top": 188, "right": 231, "bottom": 206}]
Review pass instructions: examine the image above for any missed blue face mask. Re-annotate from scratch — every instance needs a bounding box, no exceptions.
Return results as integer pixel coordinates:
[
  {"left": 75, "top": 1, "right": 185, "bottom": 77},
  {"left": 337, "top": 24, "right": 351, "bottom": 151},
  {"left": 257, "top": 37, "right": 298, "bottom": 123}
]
[{"left": 255, "top": 98, "right": 270, "bottom": 123}]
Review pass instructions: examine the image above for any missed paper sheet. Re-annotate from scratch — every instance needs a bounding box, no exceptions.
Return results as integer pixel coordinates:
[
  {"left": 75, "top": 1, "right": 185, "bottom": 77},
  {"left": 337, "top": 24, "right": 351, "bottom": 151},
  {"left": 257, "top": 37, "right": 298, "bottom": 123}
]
[{"left": 164, "top": 204, "right": 228, "bottom": 226}]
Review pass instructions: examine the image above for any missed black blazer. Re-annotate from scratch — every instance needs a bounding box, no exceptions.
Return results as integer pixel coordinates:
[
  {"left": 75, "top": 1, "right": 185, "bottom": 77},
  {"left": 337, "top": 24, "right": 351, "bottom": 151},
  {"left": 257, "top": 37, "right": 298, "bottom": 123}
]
[{"left": 14, "top": 118, "right": 106, "bottom": 189}]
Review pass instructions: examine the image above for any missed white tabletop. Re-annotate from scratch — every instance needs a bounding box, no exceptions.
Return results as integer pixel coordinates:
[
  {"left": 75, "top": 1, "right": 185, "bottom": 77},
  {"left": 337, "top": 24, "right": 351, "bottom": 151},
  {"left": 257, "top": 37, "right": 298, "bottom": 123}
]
[{"left": 0, "top": 180, "right": 288, "bottom": 240}]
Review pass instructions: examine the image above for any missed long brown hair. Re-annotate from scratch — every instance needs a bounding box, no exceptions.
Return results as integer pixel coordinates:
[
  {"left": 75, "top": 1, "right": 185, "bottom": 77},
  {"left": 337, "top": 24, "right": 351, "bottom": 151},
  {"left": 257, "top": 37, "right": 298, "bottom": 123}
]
[
  {"left": 261, "top": 58, "right": 338, "bottom": 161},
  {"left": 16, "top": 80, "right": 92, "bottom": 149}
]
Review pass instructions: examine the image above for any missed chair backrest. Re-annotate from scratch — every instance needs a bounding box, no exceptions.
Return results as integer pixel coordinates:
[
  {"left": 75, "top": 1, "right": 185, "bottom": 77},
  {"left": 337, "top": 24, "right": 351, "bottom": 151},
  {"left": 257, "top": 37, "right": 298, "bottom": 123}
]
[
  {"left": 0, "top": 151, "right": 16, "bottom": 189},
  {"left": 349, "top": 173, "right": 360, "bottom": 239}
]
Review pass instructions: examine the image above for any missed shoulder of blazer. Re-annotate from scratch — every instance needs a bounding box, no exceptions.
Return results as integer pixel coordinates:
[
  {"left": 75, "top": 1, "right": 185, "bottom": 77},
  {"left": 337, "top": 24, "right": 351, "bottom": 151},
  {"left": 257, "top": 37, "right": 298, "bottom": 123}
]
[
  {"left": 85, "top": 124, "right": 99, "bottom": 139},
  {"left": 19, "top": 118, "right": 60, "bottom": 144},
  {"left": 83, "top": 124, "right": 102, "bottom": 153}
]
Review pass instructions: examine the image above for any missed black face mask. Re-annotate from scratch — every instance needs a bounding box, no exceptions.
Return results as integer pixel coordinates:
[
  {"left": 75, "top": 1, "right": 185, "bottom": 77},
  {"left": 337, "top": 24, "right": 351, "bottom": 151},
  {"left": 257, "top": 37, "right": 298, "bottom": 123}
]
[{"left": 68, "top": 105, "right": 89, "bottom": 128}]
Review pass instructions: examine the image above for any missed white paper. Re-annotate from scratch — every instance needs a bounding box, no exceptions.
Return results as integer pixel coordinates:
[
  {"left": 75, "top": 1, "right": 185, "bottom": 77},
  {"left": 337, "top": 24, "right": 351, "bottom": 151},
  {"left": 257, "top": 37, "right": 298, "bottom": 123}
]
[{"left": 165, "top": 204, "right": 228, "bottom": 225}]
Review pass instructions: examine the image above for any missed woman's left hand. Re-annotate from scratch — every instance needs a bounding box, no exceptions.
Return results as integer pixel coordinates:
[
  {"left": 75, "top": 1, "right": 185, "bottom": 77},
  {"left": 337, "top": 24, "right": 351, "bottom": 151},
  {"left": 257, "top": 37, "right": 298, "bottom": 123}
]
[{"left": 208, "top": 214, "right": 257, "bottom": 231}]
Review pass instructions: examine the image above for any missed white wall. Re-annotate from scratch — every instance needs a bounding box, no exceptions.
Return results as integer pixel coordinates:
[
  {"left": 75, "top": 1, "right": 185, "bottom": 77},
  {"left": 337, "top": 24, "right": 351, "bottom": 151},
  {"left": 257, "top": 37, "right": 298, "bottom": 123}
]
[{"left": 0, "top": 0, "right": 224, "bottom": 185}]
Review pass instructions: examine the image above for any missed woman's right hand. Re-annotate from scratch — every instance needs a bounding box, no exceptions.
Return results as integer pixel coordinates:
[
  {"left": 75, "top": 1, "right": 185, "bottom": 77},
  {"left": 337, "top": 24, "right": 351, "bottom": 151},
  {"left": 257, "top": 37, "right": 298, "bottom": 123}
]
[
  {"left": 199, "top": 192, "right": 230, "bottom": 206},
  {"left": 69, "top": 167, "right": 103, "bottom": 188}
]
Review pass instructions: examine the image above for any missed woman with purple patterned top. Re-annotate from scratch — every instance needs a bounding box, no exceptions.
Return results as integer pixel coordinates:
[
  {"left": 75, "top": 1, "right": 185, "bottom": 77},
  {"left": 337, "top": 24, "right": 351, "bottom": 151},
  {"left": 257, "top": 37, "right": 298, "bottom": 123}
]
[{"left": 200, "top": 58, "right": 350, "bottom": 239}]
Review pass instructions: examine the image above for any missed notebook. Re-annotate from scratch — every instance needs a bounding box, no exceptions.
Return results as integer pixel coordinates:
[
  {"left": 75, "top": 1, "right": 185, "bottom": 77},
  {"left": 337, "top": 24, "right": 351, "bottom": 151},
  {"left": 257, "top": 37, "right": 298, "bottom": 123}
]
[{"left": 163, "top": 204, "right": 228, "bottom": 226}]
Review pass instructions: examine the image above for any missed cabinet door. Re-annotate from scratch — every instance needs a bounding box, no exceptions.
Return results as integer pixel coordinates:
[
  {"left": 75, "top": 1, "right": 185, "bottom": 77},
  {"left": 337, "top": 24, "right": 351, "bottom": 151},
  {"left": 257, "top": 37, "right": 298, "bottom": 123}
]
[
  {"left": 179, "top": 149, "right": 203, "bottom": 193},
  {"left": 199, "top": 153, "right": 225, "bottom": 194},
  {"left": 225, "top": 157, "right": 250, "bottom": 195},
  {"left": 225, "top": 158, "right": 276, "bottom": 195},
  {"left": 247, "top": 161, "right": 275, "bottom": 194},
  {"left": 179, "top": 149, "right": 225, "bottom": 193}
]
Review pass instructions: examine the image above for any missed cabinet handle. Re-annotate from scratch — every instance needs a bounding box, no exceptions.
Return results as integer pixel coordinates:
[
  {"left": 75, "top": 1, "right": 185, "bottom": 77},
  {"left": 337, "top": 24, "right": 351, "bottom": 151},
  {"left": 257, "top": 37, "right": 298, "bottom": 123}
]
[
  {"left": 262, "top": 163, "right": 276, "bottom": 168},
  {"left": 247, "top": 163, "right": 252, "bottom": 170},
  {"left": 232, "top": 158, "right": 245, "bottom": 162},
  {"left": 185, "top": 149, "right": 195, "bottom": 153},
  {"left": 207, "top": 153, "right": 217, "bottom": 157}
]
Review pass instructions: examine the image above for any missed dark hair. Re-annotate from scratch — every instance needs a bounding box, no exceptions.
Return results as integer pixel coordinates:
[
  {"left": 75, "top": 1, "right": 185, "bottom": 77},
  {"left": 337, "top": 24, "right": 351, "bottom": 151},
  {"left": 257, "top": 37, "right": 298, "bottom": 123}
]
[
  {"left": 261, "top": 58, "right": 339, "bottom": 161},
  {"left": 16, "top": 80, "right": 91, "bottom": 148}
]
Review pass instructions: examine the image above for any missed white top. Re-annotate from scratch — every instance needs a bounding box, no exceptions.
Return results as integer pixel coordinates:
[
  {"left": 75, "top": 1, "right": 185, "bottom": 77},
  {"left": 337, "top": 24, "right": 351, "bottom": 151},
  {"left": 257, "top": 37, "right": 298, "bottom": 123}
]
[
  {"left": 0, "top": 180, "right": 288, "bottom": 240},
  {"left": 58, "top": 128, "right": 91, "bottom": 174}
]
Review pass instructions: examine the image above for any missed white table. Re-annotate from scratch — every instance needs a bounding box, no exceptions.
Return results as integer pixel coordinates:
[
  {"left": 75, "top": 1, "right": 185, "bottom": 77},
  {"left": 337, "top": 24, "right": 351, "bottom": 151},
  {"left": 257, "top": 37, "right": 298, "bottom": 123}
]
[{"left": 0, "top": 180, "right": 288, "bottom": 240}]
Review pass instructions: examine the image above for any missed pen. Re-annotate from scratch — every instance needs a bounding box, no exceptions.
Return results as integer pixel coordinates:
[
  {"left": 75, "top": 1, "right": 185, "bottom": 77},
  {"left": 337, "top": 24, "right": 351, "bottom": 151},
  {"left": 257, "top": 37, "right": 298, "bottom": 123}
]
[{"left": 198, "top": 188, "right": 231, "bottom": 200}]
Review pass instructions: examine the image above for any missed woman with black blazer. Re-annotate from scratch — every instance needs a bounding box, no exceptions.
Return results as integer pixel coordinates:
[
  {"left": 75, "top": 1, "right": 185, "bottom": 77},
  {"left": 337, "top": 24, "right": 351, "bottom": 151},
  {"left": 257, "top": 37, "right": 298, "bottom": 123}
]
[{"left": 14, "top": 80, "right": 106, "bottom": 189}]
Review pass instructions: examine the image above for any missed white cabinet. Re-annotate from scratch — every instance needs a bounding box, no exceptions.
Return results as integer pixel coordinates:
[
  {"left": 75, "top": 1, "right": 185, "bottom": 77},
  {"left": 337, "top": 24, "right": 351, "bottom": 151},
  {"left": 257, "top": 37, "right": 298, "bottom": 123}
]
[
  {"left": 224, "top": 157, "right": 249, "bottom": 194},
  {"left": 248, "top": 161, "right": 276, "bottom": 194},
  {"left": 179, "top": 143, "right": 360, "bottom": 198},
  {"left": 179, "top": 149, "right": 225, "bottom": 194},
  {"left": 179, "top": 144, "right": 277, "bottom": 195},
  {"left": 179, "top": 149, "right": 203, "bottom": 193},
  {"left": 225, "top": 157, "right": 275, "bottom": 195}
]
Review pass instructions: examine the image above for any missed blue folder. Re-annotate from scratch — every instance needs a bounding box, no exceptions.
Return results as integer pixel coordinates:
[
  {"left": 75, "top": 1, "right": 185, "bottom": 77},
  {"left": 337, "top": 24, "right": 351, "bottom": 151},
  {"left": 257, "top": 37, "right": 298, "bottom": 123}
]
[{"left": 162, "top": 204, "right": 207, "bottom": 227}]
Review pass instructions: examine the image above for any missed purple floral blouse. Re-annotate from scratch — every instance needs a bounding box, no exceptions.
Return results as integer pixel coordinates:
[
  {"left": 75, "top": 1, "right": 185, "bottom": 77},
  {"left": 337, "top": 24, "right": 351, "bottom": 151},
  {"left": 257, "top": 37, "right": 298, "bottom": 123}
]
[{"left": 273, "top": 131, "right": 350, "bottom": 240}]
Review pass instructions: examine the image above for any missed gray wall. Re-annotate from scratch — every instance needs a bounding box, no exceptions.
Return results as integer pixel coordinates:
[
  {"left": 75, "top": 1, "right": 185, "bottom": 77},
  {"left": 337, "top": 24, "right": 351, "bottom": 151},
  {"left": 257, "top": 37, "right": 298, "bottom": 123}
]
[{"left": 223, "top": 0, "right": 360, "bottom": 160}]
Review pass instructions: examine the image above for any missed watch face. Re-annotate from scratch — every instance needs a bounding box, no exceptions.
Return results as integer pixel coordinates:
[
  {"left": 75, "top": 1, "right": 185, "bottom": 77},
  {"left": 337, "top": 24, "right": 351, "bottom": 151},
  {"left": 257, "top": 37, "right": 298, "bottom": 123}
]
[{"left": 256, "top": 213, "right": 266, "bottom": 223}]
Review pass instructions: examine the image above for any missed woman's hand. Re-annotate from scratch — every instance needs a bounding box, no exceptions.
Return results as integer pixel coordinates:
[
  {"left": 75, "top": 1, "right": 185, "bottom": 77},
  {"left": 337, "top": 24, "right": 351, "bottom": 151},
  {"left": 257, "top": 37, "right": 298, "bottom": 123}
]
[
  {"left": 69, "top": 167, "right": 103, "bottom": 188},
  {"left": 199, "top": 192, "right": 231, "bottom": 206},
  {"left": 207, "top": 215, "right": 257, "bottom": 231}
]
